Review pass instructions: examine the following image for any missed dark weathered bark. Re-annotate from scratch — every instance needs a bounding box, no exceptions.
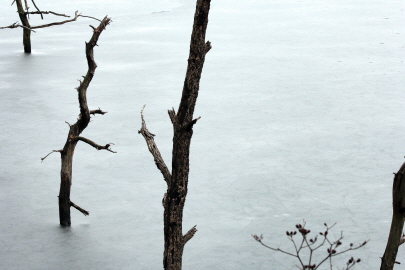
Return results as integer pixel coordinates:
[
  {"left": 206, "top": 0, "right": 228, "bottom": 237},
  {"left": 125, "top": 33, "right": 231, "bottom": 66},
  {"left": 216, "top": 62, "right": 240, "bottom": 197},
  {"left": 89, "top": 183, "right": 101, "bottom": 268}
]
[
  {"left": 139, "top": 1, "right": 211, "bottom": 269},
  {"left": 41, "top": 16, "right": 114, "bottom": 226},
  {"left": 15, "top": 0, "right": 31, "bottom": 53},
  {"left": 381, "top": 162, "right": 405, "bottom": 269}
]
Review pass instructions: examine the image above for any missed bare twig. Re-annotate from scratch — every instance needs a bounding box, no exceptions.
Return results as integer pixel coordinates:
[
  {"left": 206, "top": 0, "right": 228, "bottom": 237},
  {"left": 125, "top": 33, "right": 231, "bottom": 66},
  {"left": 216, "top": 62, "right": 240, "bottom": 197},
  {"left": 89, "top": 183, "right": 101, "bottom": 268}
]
[
  {"left": 30, "top": 0, "right": 42, "bottom": 19},
  {"left": 138, "top": 105, "right": 172, "bottom": 184},
  {"left": 76, "top": 136, "right": 116, "bottom": 153},
  {"left": 41, "top": 149, "right": 62, "bottom": 162},
  {"left": 30, "top": 10, "right": 79, "bottom": 29},
  {"left": 23, "top": 0, "right": 29, "bottom": 11},
  {"left": 78, "top": 14, "right": 102, "bottom": 22},
  {"left": 0, "top": 22, "right": 36, "bottom": 32},
  {"left": 23, "top": 10, "right": 70, "bottom": 17}
]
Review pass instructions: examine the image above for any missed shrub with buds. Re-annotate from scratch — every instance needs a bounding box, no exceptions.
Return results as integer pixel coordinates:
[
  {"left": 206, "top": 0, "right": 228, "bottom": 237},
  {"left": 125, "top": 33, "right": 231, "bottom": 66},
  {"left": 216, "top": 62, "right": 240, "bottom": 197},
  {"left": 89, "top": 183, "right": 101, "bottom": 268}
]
[{"left": 252, "top": 221, "right": 368, "bottom": 270}]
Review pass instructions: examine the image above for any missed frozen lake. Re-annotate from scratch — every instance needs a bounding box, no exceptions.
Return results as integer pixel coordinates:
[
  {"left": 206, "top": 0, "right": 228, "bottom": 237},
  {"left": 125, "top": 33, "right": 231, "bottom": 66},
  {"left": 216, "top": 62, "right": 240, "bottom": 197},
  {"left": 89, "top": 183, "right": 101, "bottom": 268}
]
[{"left": 1, "top": 0, "right": 405, "bottom": 269}]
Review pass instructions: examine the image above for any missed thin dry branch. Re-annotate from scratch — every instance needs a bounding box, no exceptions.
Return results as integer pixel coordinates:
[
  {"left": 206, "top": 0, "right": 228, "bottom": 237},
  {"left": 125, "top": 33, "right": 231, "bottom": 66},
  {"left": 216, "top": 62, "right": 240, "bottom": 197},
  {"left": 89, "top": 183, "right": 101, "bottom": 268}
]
[
  {"left": 30, "top": 0, "right": 42, "bottom": 19},
  {"left": 138, "top": 105, "right": 172, "bottom": 184},
  {"left": 23, "top": 0, "right": 29, "bottom": 11},
  {"left": 251, "top": 234, "right": 298, "bottom": 257},
  {"left": 79, "top": 14, "right": 102, "bottom": 22},
  {"left": 41, "top": 149, "right": 62, "bottom": 162},
  {"left": 23, "top": 11, "right": 70, "bottom": 17},
  {"left": 30, "top": 10, "right": 79, "bottom": 29},
  {"left": 0, "top": 22, "right": 36, "bottom": 32},
  {"left": 76, "top": 136, "right": 116, "bottom": 153},
  {"left": 70, "top": 201, "right": 89, "bottom": 216}
]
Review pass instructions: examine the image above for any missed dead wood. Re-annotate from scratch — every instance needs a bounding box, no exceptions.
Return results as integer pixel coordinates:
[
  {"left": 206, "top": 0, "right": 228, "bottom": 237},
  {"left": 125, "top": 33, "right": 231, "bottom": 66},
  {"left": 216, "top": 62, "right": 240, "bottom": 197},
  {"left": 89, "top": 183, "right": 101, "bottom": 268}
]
[
  {"left": 41, "top": 16, "right": 114, "bottom": 226},
  {"left": 139, "top": 1, "right": 211, "bottom": 269},
  {"left": 381, "top": 162, "right": 405, "bottom": 269}
]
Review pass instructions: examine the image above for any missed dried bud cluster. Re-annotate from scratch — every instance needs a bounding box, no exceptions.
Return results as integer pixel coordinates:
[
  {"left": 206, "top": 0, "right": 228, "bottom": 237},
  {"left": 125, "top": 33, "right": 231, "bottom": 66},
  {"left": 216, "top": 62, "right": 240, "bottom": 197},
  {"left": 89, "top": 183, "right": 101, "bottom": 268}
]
[
  {"left": 286, "top": 231, "right": 297, "bottom": 237},
  {"left": 327, "top": 248, "right": 337, "bottom": 254}
]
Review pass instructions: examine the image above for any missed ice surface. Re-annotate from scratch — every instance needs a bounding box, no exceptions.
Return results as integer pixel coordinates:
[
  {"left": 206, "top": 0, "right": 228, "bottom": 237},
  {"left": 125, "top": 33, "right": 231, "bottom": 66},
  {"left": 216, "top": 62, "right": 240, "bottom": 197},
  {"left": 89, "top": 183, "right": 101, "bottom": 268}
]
[{"left": 1, "top": 0, "right": 405, "bottom": 269}]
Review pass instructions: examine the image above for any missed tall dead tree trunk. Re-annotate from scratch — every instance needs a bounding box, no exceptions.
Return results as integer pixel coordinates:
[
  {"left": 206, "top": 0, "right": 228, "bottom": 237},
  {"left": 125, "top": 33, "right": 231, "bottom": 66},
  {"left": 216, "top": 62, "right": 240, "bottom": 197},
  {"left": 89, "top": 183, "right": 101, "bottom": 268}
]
[
  {"left": 42, "top": 16, "right": 115, "bottom": 226},
  {"left": 139, "top": 0, "right": 211, "bottom": 269},
  {"left": 15, "top": 0, "right": 31, "bottom": 53},
  {"left": 381, "top": 162, "right": 405, "bottom": 269}
]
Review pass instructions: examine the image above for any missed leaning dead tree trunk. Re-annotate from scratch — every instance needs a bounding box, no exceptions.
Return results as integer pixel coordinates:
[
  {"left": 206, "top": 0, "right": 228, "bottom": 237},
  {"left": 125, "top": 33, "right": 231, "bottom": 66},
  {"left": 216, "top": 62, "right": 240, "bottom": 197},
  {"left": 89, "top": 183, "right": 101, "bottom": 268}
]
[
  {"left": 41, "top": 16, "right": 115, "bottom": 226},
  {"left": 381, "top": 162, "right": 405, "bottom": 269},
  {"left": 139, "top": 1, "right": 211, "bottom": 269},
  {"left": 1, "top": 0, "right": 99, "bottom": 53}
]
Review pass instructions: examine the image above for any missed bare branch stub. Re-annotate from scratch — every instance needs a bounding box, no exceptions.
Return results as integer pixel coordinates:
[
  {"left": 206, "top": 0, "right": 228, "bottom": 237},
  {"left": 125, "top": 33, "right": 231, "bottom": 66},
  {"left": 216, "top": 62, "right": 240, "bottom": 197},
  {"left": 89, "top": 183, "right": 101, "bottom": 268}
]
[
  {"left": 70, "top": 201, "right": 89, "bottom": 216},
  {"left": 138, "top": 105, "right": 172, "bottom": 184},
  {"left": 90, "top": 108, "right": 107, "bottom": 115},
  {"left": 183, "top": 225, "right": 198, "bottom": 245}
]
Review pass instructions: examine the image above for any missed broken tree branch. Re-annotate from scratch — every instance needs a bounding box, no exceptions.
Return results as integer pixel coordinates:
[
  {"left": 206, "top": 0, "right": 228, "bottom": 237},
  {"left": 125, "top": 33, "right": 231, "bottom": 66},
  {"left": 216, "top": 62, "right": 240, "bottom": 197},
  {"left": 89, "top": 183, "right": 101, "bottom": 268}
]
[
  {"left": 70, "top": 201, "right": 89, "bottom": 216},
  {"left": 0, "top": 22, "right": 36, "bottom": 32},
  {"left": 183, "top": 225, "right": 198, "bottom": 245},
  {"left": 139, "top": 105, "right": 172, "bottom": 184},
  {"left": 90, "top": 108, "right": 107, "bottom": 115},
  {"left": 76, "top": 136, "right": 116, "bottom": 153},
  {"left": 41, "top": 149, "right": 62, "bottom": 162}
]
